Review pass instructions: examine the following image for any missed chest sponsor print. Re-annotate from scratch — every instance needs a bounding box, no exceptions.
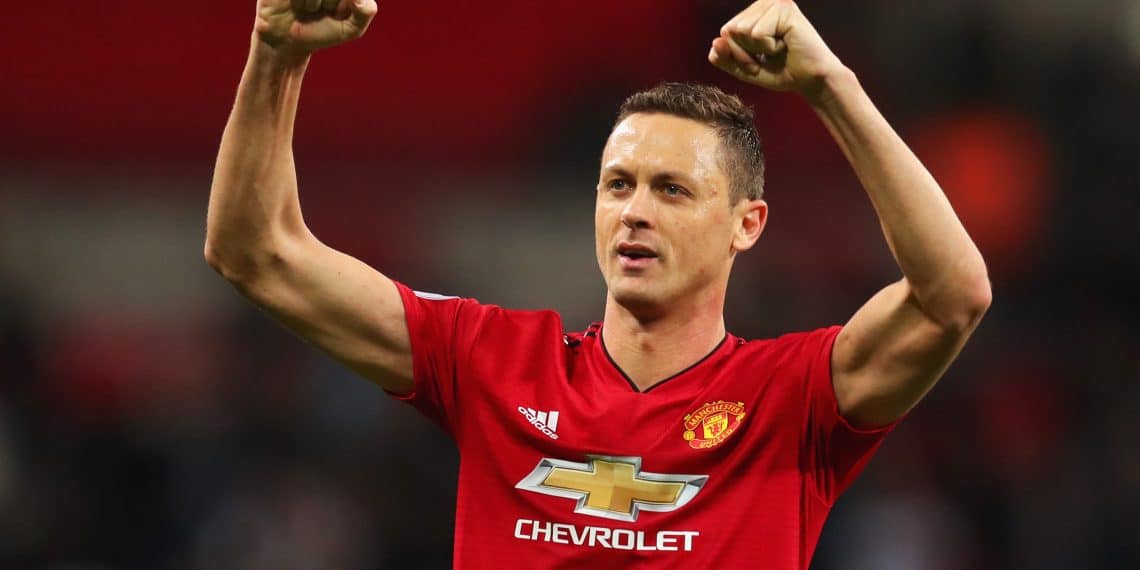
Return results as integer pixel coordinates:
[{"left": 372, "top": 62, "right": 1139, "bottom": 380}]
[
  {"left": 682, "top": 400, "right": 746, "bottom": 449},
  {"left": 515, "top": 455, "right": 707, "bottom": 522}
]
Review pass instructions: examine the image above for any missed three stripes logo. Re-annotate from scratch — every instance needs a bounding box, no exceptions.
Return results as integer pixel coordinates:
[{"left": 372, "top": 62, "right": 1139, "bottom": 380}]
[{"left": 519, "top": 406, "right": 560, "bottom": 439}]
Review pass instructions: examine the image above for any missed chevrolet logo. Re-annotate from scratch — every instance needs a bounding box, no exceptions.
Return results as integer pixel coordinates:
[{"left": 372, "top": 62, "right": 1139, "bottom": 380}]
[{"left": 515, "top": 456, "right": 708, "bottom": 522}]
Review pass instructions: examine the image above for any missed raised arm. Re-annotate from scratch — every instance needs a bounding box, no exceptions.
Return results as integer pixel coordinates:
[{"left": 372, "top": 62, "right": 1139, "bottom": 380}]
[
  {"left": 710, "top": 0, "right": 991, "bottom": 426},
  {"left": 205, "top": 0, "right": 416, "bottom": 394}
]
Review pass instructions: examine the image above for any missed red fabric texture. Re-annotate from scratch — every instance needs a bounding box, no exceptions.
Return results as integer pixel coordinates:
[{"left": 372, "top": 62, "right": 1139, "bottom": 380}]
[{"left": 393, "top": 282, "right": 895, "bottom": 569}]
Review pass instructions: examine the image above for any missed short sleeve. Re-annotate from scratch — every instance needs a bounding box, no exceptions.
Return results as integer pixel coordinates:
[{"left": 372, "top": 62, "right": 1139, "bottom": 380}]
[
  {"left": 801, "top": 325, "right": 900, "bottom": 504},
  {"left": 389, "top": 281, "right": 497, "bottom": 438}
]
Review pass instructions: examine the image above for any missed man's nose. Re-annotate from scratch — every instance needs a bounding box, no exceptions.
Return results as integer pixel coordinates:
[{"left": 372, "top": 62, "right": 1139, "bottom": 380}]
[{"left": 620, "top": 185, "right": 655, "bottom": 230}]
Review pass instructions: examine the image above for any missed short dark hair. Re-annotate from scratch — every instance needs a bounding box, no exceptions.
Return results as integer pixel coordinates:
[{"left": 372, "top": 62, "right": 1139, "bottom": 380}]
[{"left": 615, "top": 83, "right": 765, "bottom": 203}]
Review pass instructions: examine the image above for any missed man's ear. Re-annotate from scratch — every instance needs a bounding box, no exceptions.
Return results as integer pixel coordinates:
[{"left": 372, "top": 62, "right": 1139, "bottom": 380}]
[{"left": 732, "top": 199, "right": 767, "bottom": 253}]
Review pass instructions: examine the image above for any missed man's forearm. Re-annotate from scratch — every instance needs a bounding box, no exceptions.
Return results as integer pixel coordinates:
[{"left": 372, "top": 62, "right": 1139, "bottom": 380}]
[
  {"left": 810, "top": 69, "right": 990, "bottom": 328},
  {"left": 205, "top": 37, "right": 312, "bottom": 279}
]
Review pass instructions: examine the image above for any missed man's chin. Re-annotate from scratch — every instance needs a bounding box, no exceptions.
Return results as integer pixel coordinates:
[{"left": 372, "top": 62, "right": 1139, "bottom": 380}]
[{"left": 609, "top": 285, "right": 669, "bottom": 318}]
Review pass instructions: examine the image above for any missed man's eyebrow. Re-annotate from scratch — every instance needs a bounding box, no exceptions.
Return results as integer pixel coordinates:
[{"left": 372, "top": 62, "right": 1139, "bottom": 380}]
[
  {"left": 651, "top": 171, "right": 698, "bottom": 186},
  {"left": 600, "top": 167, "right": 697, "bottom": 186},
  {"left": 600, "top": 165, "right": 633, "bottom": 178}
]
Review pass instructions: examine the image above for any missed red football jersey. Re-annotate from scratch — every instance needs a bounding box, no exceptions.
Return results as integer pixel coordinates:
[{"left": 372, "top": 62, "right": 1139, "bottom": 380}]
[{"left": 391, "top": 282, "right": 896, "bottom": 569}]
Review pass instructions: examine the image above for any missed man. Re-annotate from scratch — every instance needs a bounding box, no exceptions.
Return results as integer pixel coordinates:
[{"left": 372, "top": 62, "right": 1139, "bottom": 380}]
[{"left": 206, "top": 0, "right": 991, "bottom": 568}]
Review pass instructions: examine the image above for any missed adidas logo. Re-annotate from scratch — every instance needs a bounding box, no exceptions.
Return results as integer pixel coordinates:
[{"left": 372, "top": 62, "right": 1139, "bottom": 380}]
[{"left": 518, "top": 407, "right": 560, "bottom": 440}]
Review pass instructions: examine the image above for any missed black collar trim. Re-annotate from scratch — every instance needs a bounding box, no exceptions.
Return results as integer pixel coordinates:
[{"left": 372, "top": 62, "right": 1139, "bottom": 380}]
[{"left": 599, "top": 333, "right": 728, "bottom": 394}]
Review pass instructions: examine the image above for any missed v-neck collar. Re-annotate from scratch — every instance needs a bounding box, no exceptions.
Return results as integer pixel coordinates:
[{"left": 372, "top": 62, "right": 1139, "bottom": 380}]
[{"left": 588, "top": 323, "right": 732, "bottom": 394}]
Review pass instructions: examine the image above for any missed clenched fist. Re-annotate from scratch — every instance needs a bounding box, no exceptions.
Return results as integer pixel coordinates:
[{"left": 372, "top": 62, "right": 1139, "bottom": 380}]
[
  {"left": 255, "top": 0, "right": 378, "bottom": 56},
  {"left": 709, "top": 0, "right": 846, "bottom": 101}
]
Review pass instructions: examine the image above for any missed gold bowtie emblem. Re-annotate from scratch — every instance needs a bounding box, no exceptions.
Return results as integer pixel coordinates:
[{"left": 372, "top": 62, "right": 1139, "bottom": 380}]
[{"left": 516, "top": 456, "right": 708, "bottom": 522}]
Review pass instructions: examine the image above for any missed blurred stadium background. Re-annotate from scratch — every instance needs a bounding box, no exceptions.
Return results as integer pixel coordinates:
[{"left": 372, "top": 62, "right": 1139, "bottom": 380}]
[{"left": 2, "top": 1, "right": 1138, "bottom": 568}]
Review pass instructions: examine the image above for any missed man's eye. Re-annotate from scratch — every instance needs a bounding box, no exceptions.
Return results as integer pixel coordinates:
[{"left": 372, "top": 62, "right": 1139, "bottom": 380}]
[
  {"left": 608, "top": 180, "right": 630, "bottom": 191},
  {"left": 663, "top": 184, "right": 684, "bottom": 196}
]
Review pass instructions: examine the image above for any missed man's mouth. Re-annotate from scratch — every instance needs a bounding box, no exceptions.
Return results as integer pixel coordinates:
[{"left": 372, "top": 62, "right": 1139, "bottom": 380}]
[{"left": 617, "top": 242, "right": 659, "bottom": 266}]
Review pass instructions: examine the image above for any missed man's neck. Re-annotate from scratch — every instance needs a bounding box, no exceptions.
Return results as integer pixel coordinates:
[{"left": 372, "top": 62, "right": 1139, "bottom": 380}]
[{"left": 601, "top": 292, "right": 727, "bottom": 392}]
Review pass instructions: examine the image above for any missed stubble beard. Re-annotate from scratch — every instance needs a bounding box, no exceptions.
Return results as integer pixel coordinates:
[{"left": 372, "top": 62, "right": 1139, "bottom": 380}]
[{"left": 608, "top": 271, "right": 673, "bottom": 322}]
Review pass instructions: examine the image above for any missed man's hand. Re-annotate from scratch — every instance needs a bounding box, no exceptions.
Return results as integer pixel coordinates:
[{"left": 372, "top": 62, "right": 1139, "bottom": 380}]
[
  {"left": 255, "top": 0, "right": 378, "bottom": 59},
  {"left": 709, "top": 0, "right": 846, "bottom": 101}
]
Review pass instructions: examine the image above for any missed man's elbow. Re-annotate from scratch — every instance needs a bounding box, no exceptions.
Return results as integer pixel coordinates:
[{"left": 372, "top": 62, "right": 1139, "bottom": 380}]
[
  {"left": 204, "top": 240, "right": 231, "bottom": 276},
  {"left": 940, "top": 273, "right": 993, "bottom": 333},
  {"left": 204, "top": 240, "right": 243, "bottom": 282},
  {"left": 961, "top": 277, "right": 992, "bottom": 325},
  {"left": 203, "top": 238, "right": 275, "bottom": 285},
  {"left": 911, "top": 266, "right": 992, "bottom": 334},
  {"left": 204, "top": 219, "right": 313, "bottom": 293}
]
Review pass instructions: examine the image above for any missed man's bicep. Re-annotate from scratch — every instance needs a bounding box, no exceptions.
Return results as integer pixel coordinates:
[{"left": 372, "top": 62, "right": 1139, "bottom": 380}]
[
  {"left": 831, "top": 278, "right": 978, "bottom": 427},
  {"left": 231, "top": 235, "right": 415, "bottom": 394}
]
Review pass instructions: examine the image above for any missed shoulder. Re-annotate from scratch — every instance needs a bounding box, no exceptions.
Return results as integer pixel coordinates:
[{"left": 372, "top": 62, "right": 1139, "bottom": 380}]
[
  {"left": 727, "top": 326, "right": 843, "bottom": 370},
  {"left": 480, "top": 306, "right": 568, "bottom": 344},
  {"left": 734, "top": 325, "right": 842, "bottom": 354},
  {"left": 416, "top": 285, "right": 571, "bottom": 334}
]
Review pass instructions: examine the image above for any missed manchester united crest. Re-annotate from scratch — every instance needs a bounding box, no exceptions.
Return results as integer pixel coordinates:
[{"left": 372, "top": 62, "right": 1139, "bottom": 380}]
[{"left": 682, "top": 401, "right": 746, "bottom": 450}]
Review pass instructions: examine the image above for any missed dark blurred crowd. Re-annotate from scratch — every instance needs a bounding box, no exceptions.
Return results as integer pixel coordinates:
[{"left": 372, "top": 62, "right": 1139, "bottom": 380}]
[{"left": 2, "top": 1, "right": 1138, "bottom": 568}]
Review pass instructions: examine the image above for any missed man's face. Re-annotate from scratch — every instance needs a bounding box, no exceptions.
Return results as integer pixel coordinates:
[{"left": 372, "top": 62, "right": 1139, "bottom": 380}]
[{"left": 595, "top": 113, "right": 765, "bottom": 316}]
